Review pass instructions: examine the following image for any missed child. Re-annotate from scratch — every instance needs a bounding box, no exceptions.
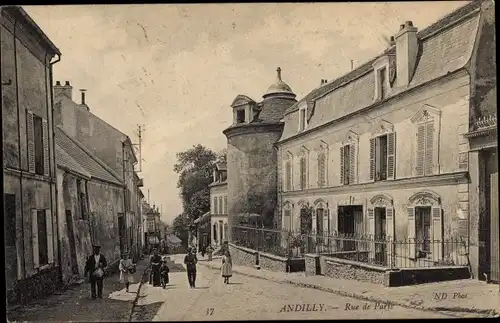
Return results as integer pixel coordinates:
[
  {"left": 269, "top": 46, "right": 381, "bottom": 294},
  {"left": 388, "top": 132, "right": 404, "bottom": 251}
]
[
  {"left": 160, "top": 256, "right": 170, "bottom": 288},
  {"left": 221, "top": 250, "right": 232, "bottom": 284},
  {"left": 119, "top": 252, "right": 135, "bottom": 292}
]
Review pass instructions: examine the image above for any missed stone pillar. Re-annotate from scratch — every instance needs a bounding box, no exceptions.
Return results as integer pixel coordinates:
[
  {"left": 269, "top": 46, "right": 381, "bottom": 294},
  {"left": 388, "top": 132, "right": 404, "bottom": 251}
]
[
  {"left": 305, "top": 254, "right": 320, "bottom": 276},
  {"left": 468, "top": 150, "right": 480, "bottom": 279}
]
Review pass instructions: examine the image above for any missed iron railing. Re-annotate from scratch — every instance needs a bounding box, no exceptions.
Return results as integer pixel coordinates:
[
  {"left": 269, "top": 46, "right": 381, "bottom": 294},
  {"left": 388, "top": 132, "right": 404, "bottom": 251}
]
[{"left": 231, "top": 225, "right": 469, "bottom": 269}]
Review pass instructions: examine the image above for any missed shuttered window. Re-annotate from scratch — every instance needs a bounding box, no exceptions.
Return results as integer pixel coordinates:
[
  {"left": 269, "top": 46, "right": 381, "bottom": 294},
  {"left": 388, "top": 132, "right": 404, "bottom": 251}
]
[
  {"left": 285, "top": 160, "right": 292, "bottom": 191},
  {"left": 218, "top": 197, "right": 223, "bottom": 215},
  {"left": 283, "top": 209, "right": 291, "bottom": 231},
  {"left": 224, "top": 196, "right": 227, "bottom": 214},
  {"left": 33, "top": 115, "right": 44, "bottom": 175},
  {"left": 317, "top": 151, "right": 326, "bottom": 187},
  {"left": 299, "top": 108, "right": 306, "bottom": 131},
  {"left": 213, "top": 197, "right": 218, "bottom": 214},
  {"left": 27, "top": 111, "right": 35, "bottom": 173},
  {"left": 300, "top": 156, "right": 307, "bottom": 190},
  {"left": 340, "top": 145, "right": 351, "bottom": 185},
  {"left": 416, "top": 122, "right": 434, "bottom": 176},
  {"left": 370, "top": 132, "right": 396, "bottom": 181},
  {"left": 33, "top": 209, "right": 50, "bottom": 267}
]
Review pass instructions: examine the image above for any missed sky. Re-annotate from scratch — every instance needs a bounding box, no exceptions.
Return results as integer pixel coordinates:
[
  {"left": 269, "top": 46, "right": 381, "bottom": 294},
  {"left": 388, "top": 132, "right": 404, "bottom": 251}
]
[{"left": 25, "top": 2, "right": 469, "bottom": 224}]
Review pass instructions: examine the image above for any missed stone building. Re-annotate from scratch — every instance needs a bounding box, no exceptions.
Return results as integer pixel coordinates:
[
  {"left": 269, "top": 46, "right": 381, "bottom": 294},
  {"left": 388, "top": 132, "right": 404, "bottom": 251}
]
[
  {"left": 2, "top": 6, "right": 62, "bottom": 304},
  {"left": 143, "top": 202, "right": 161, "bottom": 251},
  {"left": 275, "top": 1, "right": 494, "bottom": 270},
  {"left": 223, "top": 68, "right": 298, "bottom": 240},
  {"left": 53, "top": 83, "right": 143, "bottom": 260},
  {"left": 209, "top": 162, "right": 228, "bottom": 247},
  {"left": 55, "top": 126, "right": 125, "bottom": 285}
]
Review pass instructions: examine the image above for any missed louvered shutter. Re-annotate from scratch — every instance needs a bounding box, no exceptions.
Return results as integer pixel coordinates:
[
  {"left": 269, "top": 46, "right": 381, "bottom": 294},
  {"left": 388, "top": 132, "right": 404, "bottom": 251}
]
[
  {"left": 431, "top": 207, "right": 443, "bottom": 262},
  {"left": 424, "top": 122, "right": 434, "bottom": 175},
  {"left": 386, "top": 207, "right": 395, "bottom": 267},
  {"left": 387, "top": 132, "right": 396, "bottom": 180},
  {"left": 27, "top": 110, "right": 35, "bottom": 173},
  {"left": 349, "top": 144, "right": 356, "bottom": 184},
  {"left": 224, "top": 196, "right": 227, "bottom": 214},
  {"left": 46, "top": 209, "right": 54, "bottom": 263},
  {"left": 287, "top": 160, "right": 292, "bottom": 191},
  {"left": 323, "top": 208, "right": 329, "bottom": 245},
  {"left": 32, "top": 209, "right": 39, "bottom": 269},
  {"left": 367, "top": 208, "right": 375, "bottom": 261},
  {"left": 416, "top": 125, "right": 425, "bottom": 176},
  {"left": 42, "top": 119, "right": 49, "bottom": 176},
  {"left": 369, "top": 137, "right": 376, "bottom": 181},
  {"left": 407, "top": 207, "right": 416, "bottom": 259},
  {"left": 318, "top": 152, "right": 325, "bottom": 187},
  {"left": 340, "top": 146, "right": 345, "bottom": 185}
]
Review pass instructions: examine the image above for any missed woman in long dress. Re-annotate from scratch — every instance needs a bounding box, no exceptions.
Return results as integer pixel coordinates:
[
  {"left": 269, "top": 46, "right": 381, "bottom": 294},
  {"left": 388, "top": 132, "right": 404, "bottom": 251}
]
[
  {"left": 119, "top": 252, "right": 135, "bottom": 292},
  {"left": 221, "top": 250, "right": 233, "bottom": 284},
  {"left": 150, "top": 249, "right": 162, "bottom": 287}
]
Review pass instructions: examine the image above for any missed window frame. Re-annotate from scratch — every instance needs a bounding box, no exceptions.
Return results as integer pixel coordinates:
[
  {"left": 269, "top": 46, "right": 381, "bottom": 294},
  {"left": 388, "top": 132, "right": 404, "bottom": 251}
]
[
  {"left": 317, "top": 142, "right": 329, "bottom": 188},
  {"left": 340, "top": 131, "right": 359, "bottom": 186},
  {"left": 298, "top": 107, "right": 308, "bottom": 132}
]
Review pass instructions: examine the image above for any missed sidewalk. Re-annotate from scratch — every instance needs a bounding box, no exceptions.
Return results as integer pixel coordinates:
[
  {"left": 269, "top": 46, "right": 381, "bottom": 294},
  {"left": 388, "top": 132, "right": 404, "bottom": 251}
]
[
  {"left": 7, "top": 257, "right": 150, "bottom": 323},
  {"left": 193, "top": 256, "right": 500, "bottom": 317}
]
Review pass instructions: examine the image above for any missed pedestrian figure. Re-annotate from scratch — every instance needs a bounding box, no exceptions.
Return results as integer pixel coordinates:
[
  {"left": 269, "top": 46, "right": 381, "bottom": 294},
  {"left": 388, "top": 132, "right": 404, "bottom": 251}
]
[
  {"left": 160, "top": 256, "right": 170, "bottom": 288},
  {"left": 119, "top": 251, "right": 135, "bottom": 292},
  {"left": 207, "top": 245, "right": 213, "bottom": 261},
  {"left": 201, "top": 245, "right": 206, "bottom": 258},
  {"left": 84, "top": 245, "right": 108, "bottom": 299},
  {"left": 150, "top": 248, "right": 162, "bottom": 287},
  {"left": 184, "top": 248, "right": 198, "bottom": 288},
  {"left": 221, "top": 250, "right": 233, "bottom": 284}
]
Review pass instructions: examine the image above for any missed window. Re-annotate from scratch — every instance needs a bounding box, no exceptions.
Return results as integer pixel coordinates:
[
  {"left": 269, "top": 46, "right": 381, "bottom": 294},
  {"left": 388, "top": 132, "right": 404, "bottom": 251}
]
[
  {"left": 416, "top": 121, "right": 434, "bottom": 176},
  {"left": 37, "top": 210, "right": 49, "bottom": 266},
  {"left": 285, "top": 158, "right": 292, "bottom": 191},
  {"left": 317, "top": 151, "right": 326, "bottom": 187},
  {"left": 299, "top": 108, "right": 307, "bottom": 131},
  {"left": 299, "top": 156, "right": 307, "bottom": 190},
  {"left": 224, "top": 196, "right": 227, "bottom": 215},
  {"left": 370, "top": 133, "right": 395, "bottom": 182},
  {"left": 283, "top": 208, "right": 291, "bottom": 231},
  {"left": 213, "top": 197, "right": 217, "bottom": 214},
  {"left": 415, "top": 207, "right": 431, "bottom": 254},
  {"left": 236, "top": 109, "right": 245, "bottom": 123},
  {"left": 213, "top": 224, "right": 217, "bottom": 242},
  {"left": 76, "top": 180, "right": 86, "bottom": 219},
  {"left": 218, "top": 197, "right": 223, "bottom": 214},
  {"left": 148, "top": 219, "right": 155, "bottom": 232},
  {"left": 340, "top": 145, "right": 351, "bottom": 185},
  {"left": 33, "top": 115, "right": 44, "bottom": 175},
  {"left": 379, "top": 67, "right": 387, "bottom": 100}
]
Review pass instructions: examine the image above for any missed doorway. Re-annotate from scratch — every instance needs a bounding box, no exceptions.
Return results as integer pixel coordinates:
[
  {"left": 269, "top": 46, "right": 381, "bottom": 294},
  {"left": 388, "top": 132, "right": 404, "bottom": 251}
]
[
  {"left": 4, "top": 194, "right": 18, "bottom": 289},
  {"left": 66, "top": 210, "right": 80, "bottom": 275},
  {"left": 338, "top": 205, "right": 364, "bottom": 251}
]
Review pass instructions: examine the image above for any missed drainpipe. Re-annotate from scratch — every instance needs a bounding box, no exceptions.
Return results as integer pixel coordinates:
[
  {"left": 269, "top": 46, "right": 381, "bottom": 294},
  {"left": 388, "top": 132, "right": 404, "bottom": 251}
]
[
  {"left": 13, "top": 18, "right": 26, "bottom": 280},
  {"left": 49, "top": 53, "right": 61, "bottom": 281}
]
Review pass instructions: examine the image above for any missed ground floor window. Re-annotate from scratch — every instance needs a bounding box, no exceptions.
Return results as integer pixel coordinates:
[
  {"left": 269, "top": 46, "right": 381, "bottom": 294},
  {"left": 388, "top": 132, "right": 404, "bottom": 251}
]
[
  {"left": 415, "top": 206, "right": 431, "bottom": 255},
  {"left": 338, "top": 205, "right": 364, "bottom": 251}
]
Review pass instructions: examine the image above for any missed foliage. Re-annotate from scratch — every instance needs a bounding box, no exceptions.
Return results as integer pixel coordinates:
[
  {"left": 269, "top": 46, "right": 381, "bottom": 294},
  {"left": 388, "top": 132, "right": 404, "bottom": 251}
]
[
  {"left": 172, "top": 213, "right": 190, "bottom": 248},
  {"left": 216, "top": 148, "right": 227, "bottom": 164},
  {"left": 299, "top": 205, "right": 314, "bottom": 234},
  {"left": 289, "top": 234, "right": 305, "bottom": 249}
]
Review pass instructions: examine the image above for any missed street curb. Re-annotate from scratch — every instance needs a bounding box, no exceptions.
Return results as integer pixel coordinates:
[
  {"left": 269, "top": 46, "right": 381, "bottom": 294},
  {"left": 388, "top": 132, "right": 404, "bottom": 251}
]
[
  {"left": 198, "top": 262, "right": 499, "bottom": 318},
  {"left": 128, "top": 264, "right": 150, "bottom": 322}
]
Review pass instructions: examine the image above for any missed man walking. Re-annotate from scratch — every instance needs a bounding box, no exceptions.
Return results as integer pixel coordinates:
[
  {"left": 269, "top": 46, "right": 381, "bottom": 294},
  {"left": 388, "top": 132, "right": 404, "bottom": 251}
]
[
  {"left": 84, "top": 245, "right": 108, "bottom": 299},
  {"left": 184, "top": 248, "right": 198, "bottom": 288}
]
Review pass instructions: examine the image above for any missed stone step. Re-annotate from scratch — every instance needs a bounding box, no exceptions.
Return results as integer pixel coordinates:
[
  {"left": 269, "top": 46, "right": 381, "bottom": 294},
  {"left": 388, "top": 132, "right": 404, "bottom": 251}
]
[{"left": 253, "top": 265, "right": 261, "bottom": 270}]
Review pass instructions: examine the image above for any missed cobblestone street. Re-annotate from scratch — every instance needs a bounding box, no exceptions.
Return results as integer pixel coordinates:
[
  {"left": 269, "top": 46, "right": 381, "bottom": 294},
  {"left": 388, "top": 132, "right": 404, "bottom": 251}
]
[{"left": 131, "top": 256, "right": 455, "bottom": 321}]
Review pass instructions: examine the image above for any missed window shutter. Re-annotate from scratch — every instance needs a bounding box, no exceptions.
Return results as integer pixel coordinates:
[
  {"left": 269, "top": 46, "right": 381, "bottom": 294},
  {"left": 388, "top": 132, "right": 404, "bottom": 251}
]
[
  {"left": 424, "top": 122, "right": 434, "bottom": 175},
  {"left": 46, "top": 209, "right": 54, "bottom": 264},
  {"left": 386, "top": 207, "right": 395, "bottom": 267},
  {"left": 387, "top": 132, "right": 396, "bottom": 180},
  {"left": 416, "top": 125, "right": 425, "bottom": 176},
  {"left": 431, "top": 207, "right": 443, "bottom": 262},
  {"left": 27, "top": 110, "right": 35, "bottom": 173},
  {"left": 224, "top": 196, "right": 227, "bottom": 215},
  {"left": 369, "top": 137, "right": 376, "bottom": 181},
  {"left": 349, "top": 144, "right": 356, "bottom": 184},
  {"left": 367, "top": 208, "right": 375, "bottom": 261},
  {"left": 31, "top": 209, "right": 39, "bottom": 269},
  {"left": 42, "top": 119, "right": 50, "bottom": 176},
  {"left": 213, "top": 197, "right": 217, "bottom": 214},
  {"left": 340, "top": 146, "right": 345, "bottom": 185},
  {"left": 407, "top": 207, "right": 416, "bottom": 259},
  {"left": 219, "top": 197, "right": 223, "bottom": 214}
]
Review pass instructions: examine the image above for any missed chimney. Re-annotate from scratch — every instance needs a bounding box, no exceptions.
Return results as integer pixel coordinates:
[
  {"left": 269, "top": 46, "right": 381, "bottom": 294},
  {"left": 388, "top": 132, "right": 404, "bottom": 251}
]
[
  {"left": 53, "top": 80, "right": 73, "bottom": 100},
  {"left": 79, "top": 89, "right": 90, "bottom": 111},
  {"left": 394, "top": 20, "right": 418, "bottom": 87}
]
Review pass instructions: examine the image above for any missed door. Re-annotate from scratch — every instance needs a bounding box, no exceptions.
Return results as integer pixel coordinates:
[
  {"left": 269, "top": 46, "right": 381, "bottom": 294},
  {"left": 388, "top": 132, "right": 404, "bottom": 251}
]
[
  {"left": 4, "top": 194, "right": 18, "bottom": 289},
  {"left": 118, "top": 214, "right": 126, "bottom": 251},
  {"left": 66, "top": 210, "right": 80, "bottom": 275}
]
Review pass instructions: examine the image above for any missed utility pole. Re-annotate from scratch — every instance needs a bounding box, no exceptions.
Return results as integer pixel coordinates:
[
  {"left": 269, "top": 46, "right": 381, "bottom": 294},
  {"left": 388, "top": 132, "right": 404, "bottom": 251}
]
[
  {"left": 148, "top": 189, "right": 150, "bottom": 205},
  {"left": 133, "top": 124, "right": 145, "bottom": 172},
  {"left": 351, "top": 60, "right": 354, "bottom": 71}
]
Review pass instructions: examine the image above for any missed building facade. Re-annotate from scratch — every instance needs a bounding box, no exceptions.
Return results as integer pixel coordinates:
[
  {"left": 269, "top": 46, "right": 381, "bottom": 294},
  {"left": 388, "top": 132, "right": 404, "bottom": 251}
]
[
  {"left": 276, "top": 2, "right": 491, "bottom": 269},
  {"left": 209, "top": 163, "right": 228, "bottom": 247},
  {"left": 2, "top": 6, "right": 62, "bottom": 304},
  {"left": 55, "top": 126, "right": 125, "bottom": 284}
]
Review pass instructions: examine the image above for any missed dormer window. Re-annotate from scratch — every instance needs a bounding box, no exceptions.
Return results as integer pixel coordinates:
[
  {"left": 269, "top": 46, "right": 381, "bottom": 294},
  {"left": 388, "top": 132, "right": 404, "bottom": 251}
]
[
  {"left": 299, "top": 107, "right": 307, "bottom": 131},
  {"left": 379, "top": 67, "right": 387, "bottom": 100},
  {"left": 236, "top": 109, "right": 245, "bottom": 123},
  {"left": 372, "top": 55, "right": 391, "bottom": 102}
]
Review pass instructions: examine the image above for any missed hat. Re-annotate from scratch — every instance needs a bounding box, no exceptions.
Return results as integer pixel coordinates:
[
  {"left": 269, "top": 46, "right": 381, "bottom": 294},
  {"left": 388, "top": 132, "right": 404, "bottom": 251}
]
[{"left": 93, "top": 245, "right": 101, "bottom": 249}]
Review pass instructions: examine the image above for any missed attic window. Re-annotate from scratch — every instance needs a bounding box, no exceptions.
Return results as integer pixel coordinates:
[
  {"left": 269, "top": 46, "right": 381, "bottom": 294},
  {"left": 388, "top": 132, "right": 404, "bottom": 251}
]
[
  {"left": 379, "top": 67, "right": 387, "bottom": 100},
  {"left": 236, "top": 109, "right": 245, "bottom": 123},
  {"left": 299, "top": 107, "right": 307, "bottom": 131}
]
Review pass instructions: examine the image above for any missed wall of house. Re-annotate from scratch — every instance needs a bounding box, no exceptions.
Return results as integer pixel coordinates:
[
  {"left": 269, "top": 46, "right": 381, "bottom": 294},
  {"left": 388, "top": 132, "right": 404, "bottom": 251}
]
[
  {"left": 87, "top": 180, "right": 124, "bottom": 271},
  {"left": 210, "top": 183, "right": 227, "bottom": 214},
  {"left": 211, "top": 214, "right": 228, "bottom": 246},
  {"left": 2, "top": 11, "right": 59, "bottom": 304}
]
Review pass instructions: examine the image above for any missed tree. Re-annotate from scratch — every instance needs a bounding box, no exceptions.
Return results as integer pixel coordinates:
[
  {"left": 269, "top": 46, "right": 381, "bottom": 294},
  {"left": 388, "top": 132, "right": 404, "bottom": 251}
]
[
  {"left": 216, "top": 148, "right": 227, "bottom": 164},
  {"left": 174, "top": 144, "right": 217, "bottom": 223},
  {"left": 172, "top": 213, "right": 190, "bottom": 249}
]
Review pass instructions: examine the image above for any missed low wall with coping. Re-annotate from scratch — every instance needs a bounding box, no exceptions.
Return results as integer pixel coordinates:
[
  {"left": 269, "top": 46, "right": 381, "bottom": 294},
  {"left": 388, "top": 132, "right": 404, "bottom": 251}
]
[
  {"left": 322, "top": 256, "right": 388, "bottom": 285},
  {"left": 229, "top": 243, "right": 258, "bottom": 267},
  {"left": 259, "top": 252, "right": 288, "bottom": 272}
]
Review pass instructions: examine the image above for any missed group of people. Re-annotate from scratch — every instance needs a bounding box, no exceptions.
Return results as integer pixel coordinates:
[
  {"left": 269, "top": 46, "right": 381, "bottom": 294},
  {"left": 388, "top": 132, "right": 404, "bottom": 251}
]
[{"left": 149, "top": 248, "right": 170, "bottom": 288}]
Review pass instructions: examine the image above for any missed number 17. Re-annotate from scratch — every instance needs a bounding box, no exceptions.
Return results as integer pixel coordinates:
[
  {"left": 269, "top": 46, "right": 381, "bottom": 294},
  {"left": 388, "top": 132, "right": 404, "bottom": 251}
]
[{"left": 206, "top": 308, "right": 214, "bottom": 315}]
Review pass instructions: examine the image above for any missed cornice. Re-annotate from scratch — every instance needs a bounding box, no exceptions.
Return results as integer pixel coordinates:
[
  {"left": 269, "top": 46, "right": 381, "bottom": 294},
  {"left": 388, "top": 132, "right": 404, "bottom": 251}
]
[{"left": 223, "top": 122, "right": 284, "bottom": 139}]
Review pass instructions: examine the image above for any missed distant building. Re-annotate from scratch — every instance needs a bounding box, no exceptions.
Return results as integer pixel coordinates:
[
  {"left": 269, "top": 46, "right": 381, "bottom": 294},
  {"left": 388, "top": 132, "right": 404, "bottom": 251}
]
[
  {"left": 209, "top": 163, "right": 228, "bottom": 247},
  {"left": 2, "top": 6, "right": 62, "bottom": 304}
]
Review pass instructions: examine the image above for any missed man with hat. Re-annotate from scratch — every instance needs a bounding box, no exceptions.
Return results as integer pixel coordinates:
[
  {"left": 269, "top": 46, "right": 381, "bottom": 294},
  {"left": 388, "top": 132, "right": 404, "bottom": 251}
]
[{"left": 84, "top": 245, "right": 108, "bottom": 299}]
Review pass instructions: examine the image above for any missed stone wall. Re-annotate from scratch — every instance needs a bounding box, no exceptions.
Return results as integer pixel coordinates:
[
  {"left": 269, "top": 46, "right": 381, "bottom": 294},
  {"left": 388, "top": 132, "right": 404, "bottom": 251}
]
[
  {"left": 321, "top": 256, "right": 387, "bottom": 285},
  {"left": 305, "top": 254, "right": 320, "bottom": 276},
  {"left": 259, "top": 252, "right": 288, "bottom": 272},
  {"left": 229, "top": 243, "right": 257, "bottom": 267},
  {"left": 7, "top": 266, "right": 60, "bottom": 305}
]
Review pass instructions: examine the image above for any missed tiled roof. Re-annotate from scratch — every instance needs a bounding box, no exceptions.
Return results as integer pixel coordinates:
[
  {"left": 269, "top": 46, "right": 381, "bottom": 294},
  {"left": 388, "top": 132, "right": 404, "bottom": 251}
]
[
  {"left": 56, "top": 144, "right": 91, "bottom": 179},
  {"left": 279, "top": 2, "right": 482, "bottom": 141},
  {"left": 55, "top": 127, "right": 124, "bottom": 186}
]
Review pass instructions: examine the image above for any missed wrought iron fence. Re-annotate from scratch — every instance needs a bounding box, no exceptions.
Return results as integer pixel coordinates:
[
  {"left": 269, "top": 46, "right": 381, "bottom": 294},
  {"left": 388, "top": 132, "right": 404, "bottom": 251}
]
[{"left": 231, "top": 225, "right": 469, "bottom": 269}]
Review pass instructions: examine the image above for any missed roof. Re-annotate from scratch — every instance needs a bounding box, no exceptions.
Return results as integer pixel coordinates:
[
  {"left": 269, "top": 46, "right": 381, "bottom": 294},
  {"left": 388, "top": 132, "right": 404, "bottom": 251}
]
[
  {"left": 279, "top": 1, "right": 482, "bottom": 142},
  {"left": 167, "top": 234, "right": 182, "bottom": 245},
  {"left": 56, "top": 144, "right": 91, "bottom": 179},
  {"left": 264, "top": 67, "right": 295, "bottom": 97},
  {"left": 194, "top": 211, "right": 211, "bottom": 224},
  {"left": 2, "top": 6, "right": 61, "bottom": 56},
  {"left": 55, "top": 127, "right": 124, "bottom": 186}
]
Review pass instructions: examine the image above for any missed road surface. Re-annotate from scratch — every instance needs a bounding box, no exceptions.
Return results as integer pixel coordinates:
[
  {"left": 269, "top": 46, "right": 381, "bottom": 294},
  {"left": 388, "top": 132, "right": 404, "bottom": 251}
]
[{"left": 131, "top": 256, "right": 455, "bottom": 321}]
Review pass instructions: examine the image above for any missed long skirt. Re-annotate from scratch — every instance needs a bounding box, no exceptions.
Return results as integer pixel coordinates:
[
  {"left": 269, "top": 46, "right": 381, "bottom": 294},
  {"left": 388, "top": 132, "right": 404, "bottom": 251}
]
[
  {"left": 151, "top": 266, "right": 161, "bottom": 286},
  {"left": 221, "top": 262, "right": 232, "bottom": 278},
  {"left": 120, "top": 270, "right": 135, "bottom": 284}
]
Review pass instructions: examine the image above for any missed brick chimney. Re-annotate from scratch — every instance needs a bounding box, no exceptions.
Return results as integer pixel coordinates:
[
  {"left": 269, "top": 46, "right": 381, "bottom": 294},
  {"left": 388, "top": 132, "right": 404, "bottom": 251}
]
[
  {"left": 54, "top": 80, "right": 73, "bottom": 100},
  {"left": 79, "top": 89, "right": 89, "bottom": 111},
  {"left": 394, "top": 21, "right": 418, "bottom": 87}
]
